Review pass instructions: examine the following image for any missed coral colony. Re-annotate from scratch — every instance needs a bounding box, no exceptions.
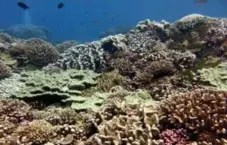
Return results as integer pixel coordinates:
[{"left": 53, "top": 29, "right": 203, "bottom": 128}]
[{"left": 0, "top": 14, "right": 227, "bottom": 145}]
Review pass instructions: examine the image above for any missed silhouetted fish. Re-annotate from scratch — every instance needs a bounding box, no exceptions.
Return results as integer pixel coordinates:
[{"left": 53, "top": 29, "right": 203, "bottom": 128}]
[
  {"left": 193, "top": 0, "right": 208, "bottom": 3},
  {"left": 58, "top": 2, "right": 64, "bottom": 9},
  {"left": 17, "top": 2, "right": 29, "bottom": 10},
  {"left": 92, "top": 20, "right": 98, "bottom": 24}
]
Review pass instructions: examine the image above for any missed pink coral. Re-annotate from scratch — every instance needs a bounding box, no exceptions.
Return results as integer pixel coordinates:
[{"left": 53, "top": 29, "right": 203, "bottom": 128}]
[{"left": 160, "top": 128, "right": 191, "bottom": 145}]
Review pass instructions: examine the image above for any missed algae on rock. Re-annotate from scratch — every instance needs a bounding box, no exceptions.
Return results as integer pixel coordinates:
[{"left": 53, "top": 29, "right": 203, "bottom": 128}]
[
  {"left": 11, "top": 69, "right": 100, "bottom": 104},
  {"left": 198, "top": 62, "right": 227, "bottom": 90}
]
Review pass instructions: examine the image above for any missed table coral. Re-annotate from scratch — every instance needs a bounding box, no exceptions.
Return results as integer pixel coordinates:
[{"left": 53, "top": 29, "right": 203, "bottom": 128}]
[{"left": 11, "top": 69, "right": 100, "bottom": 107}]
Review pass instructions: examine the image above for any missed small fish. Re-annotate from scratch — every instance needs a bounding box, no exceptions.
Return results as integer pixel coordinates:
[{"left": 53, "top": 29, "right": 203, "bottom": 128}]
[
  {"left": 57, "top": 2, "right": 64, "bottom": 9},
  {"left": 92, "top": 20, "right": 98, "bottom": 24},
  {"left": 102, "top": 12, "right": 108, "bottom": 16},
  {"left": 193, "top": 0, "right": 208, "bottom": 3},
  {"left": 17, "top": 2, "right": 29, "bottom": 10}
]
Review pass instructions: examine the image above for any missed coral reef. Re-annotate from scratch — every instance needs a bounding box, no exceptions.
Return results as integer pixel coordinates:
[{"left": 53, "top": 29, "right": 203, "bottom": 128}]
[
  {"left": 24, "top": 38, "right": 60, "bottom": 67},
  {"left": 0, "top": 33, "right": 14, "bottom": 44},
  {"left": 160, "top": 128, "right": 191, "bottom": 145},
  {"left": 0, "top": 60, "right": 11, "bottom": 79},
  {"left": 106, "top": 48, "right": 197, "bottom": 99},
  {"left": 33, "top": 107, "right": 79, "bottom": 125},
  {"left": 11, "top": 69, "right": 100, "bottom": 107},
  {"left": 1, "top": 14, "right": 227, "bottom": 145},
  {"left": 55, "top": 40, "right": 78, "bottom": 53},
  {"left": 0, "top": 51, "right": 17, "bottom": 67},
  {"left": 86, "top": 101, "right": 163, "bottom": 145},
  {"left": 0, "top": 73, "right": 23, "bottom": 98},
  {"left": 52, "top": 34, "right": 127, "bottom": 72},
  {"left": 0, "top": 99, "right": 32, "bottom": 125},
  {"left": 198, "top": 62, "right": 227, "bottom": 90},
  {"left": 13, "top": 120, "right": 54, "bottom": 144},
  {"left": 160, "top": 89, "right": 227, "bottom": 144},
  {"left": 10, "top": 38, "right": 60, "bottom": 67},
  {"left": 94, "top": 70, "right": 125, "bottom": 92}
]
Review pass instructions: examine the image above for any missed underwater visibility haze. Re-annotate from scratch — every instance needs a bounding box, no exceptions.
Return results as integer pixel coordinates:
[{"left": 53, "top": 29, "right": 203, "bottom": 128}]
[
  {"left": 0, "top": 0, "right": 227, "bottom": 42},
  {"left": 0, "top": 0, "right": 227, "bottom": 145}
]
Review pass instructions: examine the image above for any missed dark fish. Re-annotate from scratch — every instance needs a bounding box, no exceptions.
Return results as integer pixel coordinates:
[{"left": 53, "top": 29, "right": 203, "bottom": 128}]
[
  {"left": 17, "top": 2, "right": 29, "bottom": 10},
  {"left": 58, "top": 2, "right": 64, "bottom": 9},
  {"left": 102, "top": 12, "right": 108, "bottom": 16},
  {"left": 193, "top": 0, "right": 208, "bottom": 3},
  {"left": 92, "top": 20, "right": 98, "bottom": 24}
]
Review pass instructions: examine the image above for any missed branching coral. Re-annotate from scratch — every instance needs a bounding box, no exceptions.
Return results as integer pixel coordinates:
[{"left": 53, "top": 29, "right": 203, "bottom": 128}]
[
  {"left": 87, "top": 102, "right": 163, "bottom": 145},
  {"left": 0, "top": 99, "right": 32, "bottom": 124},
  {"left": 13, "top": 120, "right": 54, "bottom": 144},
  {"left": 160, "top": 128, "right": 191, "bottom": 145},
  {"left": 160, "top": 89, "right": 227, "bottom": 143},
  {"left": 33, "top": 107, "right": 81, "bottom": 125}
]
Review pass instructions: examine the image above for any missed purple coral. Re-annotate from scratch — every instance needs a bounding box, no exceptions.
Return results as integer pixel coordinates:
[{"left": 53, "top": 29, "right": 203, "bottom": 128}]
[{"left": 160, "top": 128, "right": 191, "bottom": 145}]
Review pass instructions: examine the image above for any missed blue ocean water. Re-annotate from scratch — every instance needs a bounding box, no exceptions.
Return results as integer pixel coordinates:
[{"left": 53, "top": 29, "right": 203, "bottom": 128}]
[{"left": 0, "top": 0, "right": 226, "bottom": 43}]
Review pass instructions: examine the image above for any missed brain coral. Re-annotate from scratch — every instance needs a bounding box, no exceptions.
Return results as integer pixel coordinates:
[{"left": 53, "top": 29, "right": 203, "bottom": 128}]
[
  {"left": 53, "top": 34, "right": 127, "bottom": 72},
  {"left": 11, "top": 69, "right": 100, "bottom": 109},
  {"left": 24, "top": 38, "right": 60, "bottom": 67},
  {"left": 160, "top": 89, "right": 227, "bottom": 139}
]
